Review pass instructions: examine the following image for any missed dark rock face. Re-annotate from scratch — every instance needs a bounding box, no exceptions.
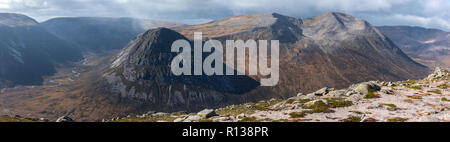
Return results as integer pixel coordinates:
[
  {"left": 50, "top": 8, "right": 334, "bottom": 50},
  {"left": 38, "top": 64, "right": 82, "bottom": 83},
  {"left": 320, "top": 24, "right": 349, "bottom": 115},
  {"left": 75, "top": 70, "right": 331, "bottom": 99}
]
[
  {"left": 0, "top": 14, "right": 82, "bottom": 88},
  {"left": 40, "top": 17, "right": 184, "bottom": 52},
  {"left": 101, "top": 28, "right": 259, "bottom": 112},
  {"left": 377, "top": 26, "right": 450, "bottom": 68}
]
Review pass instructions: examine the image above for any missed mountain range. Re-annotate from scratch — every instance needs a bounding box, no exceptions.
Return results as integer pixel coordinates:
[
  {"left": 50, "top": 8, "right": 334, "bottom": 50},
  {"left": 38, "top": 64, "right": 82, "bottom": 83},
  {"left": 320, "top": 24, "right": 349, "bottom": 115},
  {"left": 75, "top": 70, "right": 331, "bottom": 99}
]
[
  {"left": 0, "top": 13, "right": 81, "bottom": 88},
  {"left": 41, "top": 17, "right": 184, "bottom": 51},
  {"left": 80, "top": 12, "right": 429, "bottom": 119},
  {"left": 377, "top": 26, "right": 450, "bottom": 68},
  {"left": 0, "top": 13, "right": 183, "bottom": 89},
  {"left": 1, "top": 12, "right": 447, "bottom": 121}
]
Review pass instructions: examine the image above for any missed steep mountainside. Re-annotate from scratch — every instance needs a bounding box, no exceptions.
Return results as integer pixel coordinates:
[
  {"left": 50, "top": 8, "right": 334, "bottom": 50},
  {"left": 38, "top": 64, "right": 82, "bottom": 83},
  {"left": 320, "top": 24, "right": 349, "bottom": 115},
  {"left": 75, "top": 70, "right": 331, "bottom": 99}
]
[
  {"left": 40, "top": 17, "right": 184, "bottom": 51},
  {"left": 377, "top": 26, "right": 450, "bottom": 68},
  {"left": 0, "top": 13, "right": 82, "bottom": 88},
  {"left": 99, "top": 28, "right": 259, "bottom": 112}
]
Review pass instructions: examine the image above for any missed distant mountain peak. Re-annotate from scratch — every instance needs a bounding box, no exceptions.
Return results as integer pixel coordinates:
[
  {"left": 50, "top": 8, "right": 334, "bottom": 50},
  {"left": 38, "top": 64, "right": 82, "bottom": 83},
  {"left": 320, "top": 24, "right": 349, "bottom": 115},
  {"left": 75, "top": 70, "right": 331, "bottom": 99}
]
[
  {"left": 377, "top": 25, "right": 450, "bottom": 68},
  {"left": 305, "top": 12, "right": 370, "bottom": 30},
  {"left": 0, "top": 13, "right": 38, "bottom": 27},
  {"left": 140, "top": 27, "right": 183, "bottom": 41},
  {"left": 302, "top": 12, "right": 384, "bottom": 43},
  {"left": 270, "top": 12, "right": 286, "bottom": 17},
  {"left": 175, "top": 12, "right": 303, "bottom": 40}
]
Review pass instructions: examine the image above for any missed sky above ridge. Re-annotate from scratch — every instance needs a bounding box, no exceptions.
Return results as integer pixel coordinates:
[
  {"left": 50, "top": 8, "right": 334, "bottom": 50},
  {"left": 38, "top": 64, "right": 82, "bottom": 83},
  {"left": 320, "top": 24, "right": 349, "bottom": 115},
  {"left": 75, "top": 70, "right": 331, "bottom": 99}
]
[{"left": 0, "top": 0, "right": 449, "bottom": 31}]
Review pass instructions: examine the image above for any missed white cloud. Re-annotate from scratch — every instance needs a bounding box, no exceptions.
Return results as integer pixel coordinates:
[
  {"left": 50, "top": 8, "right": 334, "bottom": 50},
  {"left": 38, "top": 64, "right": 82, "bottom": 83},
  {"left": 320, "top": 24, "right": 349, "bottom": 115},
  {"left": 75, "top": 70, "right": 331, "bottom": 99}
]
[
  {"left": 392, "top": 14, "right": 450, "bottom": 30},
  {"left": 0, "top": 0, "right": 448, "bottom": 31},
  {"left": 0, "top": 0, "right": 11, "bottom": 9}
]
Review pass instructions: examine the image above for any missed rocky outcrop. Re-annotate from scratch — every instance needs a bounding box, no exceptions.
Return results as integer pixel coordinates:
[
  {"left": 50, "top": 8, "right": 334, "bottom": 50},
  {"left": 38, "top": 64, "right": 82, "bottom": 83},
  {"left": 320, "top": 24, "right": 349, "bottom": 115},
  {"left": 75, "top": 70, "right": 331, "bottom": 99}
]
[
  {"left": 197, "top": 109, "right": 218, "bottom": 119},
  {"left": 426, "top": 67, "right": 449, "bottom": 81}
]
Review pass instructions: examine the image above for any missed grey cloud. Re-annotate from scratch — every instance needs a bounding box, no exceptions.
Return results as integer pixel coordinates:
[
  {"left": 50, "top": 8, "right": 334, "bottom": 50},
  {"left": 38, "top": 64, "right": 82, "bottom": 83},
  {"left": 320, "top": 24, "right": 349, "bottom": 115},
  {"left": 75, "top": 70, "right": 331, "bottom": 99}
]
[{"left": 0, "top": 0, "right": 449, "bottom": 31}]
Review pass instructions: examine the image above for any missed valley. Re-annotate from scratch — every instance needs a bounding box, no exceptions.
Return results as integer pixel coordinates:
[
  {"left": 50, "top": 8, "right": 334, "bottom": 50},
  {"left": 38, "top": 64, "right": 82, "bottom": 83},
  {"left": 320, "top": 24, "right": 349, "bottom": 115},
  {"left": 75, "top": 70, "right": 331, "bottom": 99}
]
[{"left": 0, "top": 51, "right": 114, "bottom": 120}]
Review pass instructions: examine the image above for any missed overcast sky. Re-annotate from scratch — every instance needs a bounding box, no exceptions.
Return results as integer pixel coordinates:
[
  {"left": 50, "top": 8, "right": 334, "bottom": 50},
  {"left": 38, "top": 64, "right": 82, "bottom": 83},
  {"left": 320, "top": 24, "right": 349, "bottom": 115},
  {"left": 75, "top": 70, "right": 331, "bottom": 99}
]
[{"left": 0, "top": 0, "right": 449, "bottom": 31}]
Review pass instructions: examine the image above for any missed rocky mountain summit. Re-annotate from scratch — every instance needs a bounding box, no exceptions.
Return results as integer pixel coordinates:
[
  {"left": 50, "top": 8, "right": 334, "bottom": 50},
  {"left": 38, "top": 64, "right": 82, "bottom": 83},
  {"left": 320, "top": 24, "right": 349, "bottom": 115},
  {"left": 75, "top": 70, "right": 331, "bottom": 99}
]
[{"left": 105, "top": 67, "right": 449, "bottom": 122}]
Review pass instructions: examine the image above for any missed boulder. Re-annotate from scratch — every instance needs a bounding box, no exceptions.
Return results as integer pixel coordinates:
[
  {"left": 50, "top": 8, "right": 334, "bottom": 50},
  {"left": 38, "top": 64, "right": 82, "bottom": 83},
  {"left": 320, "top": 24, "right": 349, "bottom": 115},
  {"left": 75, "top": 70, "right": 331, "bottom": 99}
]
[
  {"left": 345, "top": 90, "right": 357, "bottom": 96},
  {"left": 352, "top": 82, "right": 380, "bottom": 94},
  {"left": 39, "top": 118, "right": 49, "bottom": 122},
  {"left": 173, "top": 118, "right": 185, "bottom": 122},
  {"left": 304, "top": 99, "right": 328, "bottom": 107},
  {"left": 152, "top": 112, "right": 168, "bottom": 116},
  {"left": 314, "top": 87, "right": 334, "bottom": 96},
  {"left": 362, "top": 117, "right": 377, "bottom": 122},
  {"left": 299, "top": 93, "right": 318, "bottom": 100},
  {"left": 197, "top": 109, "right": 217, "bottom": 118},
  {"left": 184, "top": 115, "right": 202, "bottom": 122},
  {"left": 56, "top": 116, "right": 74, "bottom": 122},
  {"left": 381, "top": 89, "right": 394, "bottom": 94},
  {"left": 345, "top": 92, "right": 364, "bottom": 102},
  {"left": 145, "top": 111, "right": 156, "bottom": 115},
  {"left": 387, "top": 82, "right": 396, "bottom": 87},
  {"left": 325, "top": 90, "right": 347, "bottom": 97}
]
